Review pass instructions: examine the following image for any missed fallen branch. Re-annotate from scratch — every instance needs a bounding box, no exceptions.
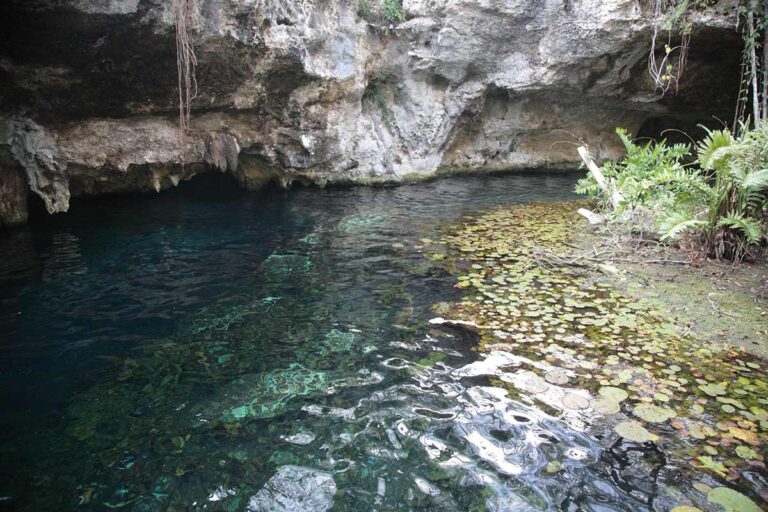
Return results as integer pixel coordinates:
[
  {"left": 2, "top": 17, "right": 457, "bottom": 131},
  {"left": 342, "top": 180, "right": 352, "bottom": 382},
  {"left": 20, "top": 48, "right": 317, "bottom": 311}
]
[
  {"left": 577, "top": 208, "right": 605, "bottom": 225},
  {"left": 577, "top": 146, "right": 623, "bottom": 210},
  {"left": 532, "top": 247, "right": 689, "bottom": 269},
  {"left": 706, "top": 294, "right": 741, "bottom": 318}
]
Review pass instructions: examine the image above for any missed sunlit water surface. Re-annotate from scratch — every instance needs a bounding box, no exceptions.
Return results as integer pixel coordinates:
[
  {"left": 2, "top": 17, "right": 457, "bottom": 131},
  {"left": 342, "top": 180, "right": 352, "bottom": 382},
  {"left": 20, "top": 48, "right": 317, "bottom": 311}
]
[{"left": 0, "top": 173, "right": 692, "bottom": 511}]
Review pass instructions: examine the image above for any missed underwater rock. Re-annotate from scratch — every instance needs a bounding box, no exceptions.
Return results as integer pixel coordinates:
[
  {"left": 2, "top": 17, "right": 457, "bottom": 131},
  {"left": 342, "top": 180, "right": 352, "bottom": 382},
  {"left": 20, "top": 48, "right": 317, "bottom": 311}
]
[
  {"left": 281, "top": 431, "right": 316, "bottom": 445},
  {"left": 260, "top": 254, "right": 313, "bottom": 281},
  {"left": 247, "top": 465, "right": 336, "bottom": 512},
  {"left": 189, "top": 364, "right": 329, "bottom": 424},
  {"left": 303, "top": 329, "right": 356, "bottom": 360}
]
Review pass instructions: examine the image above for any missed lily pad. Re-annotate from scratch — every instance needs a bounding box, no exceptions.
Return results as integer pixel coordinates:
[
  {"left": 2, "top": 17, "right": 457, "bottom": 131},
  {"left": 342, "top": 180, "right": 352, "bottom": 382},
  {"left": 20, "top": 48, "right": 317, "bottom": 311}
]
[
  {"left": 614, "top": 420, "right": 658, "bottom": 443},
  {"left": 735, "top": 445, "right": 758, "bottom": 460},
  {"left": 546, "top": 460, "right": 563, "bottom": 473},
  {"left": 544, "top": 369, "right": 570, "bottom": 385},
  {"left": 707, "top": 487, "right": 761, "bottom": 512},
  {"left": 697, "top": 456, "right": 727, "bottom": 477},
  {"left": 561, "top": 393, "right": 590, "bottom": 410},
  {"left": 633, "top": 403, "right": 676, "bottom": 423},
  {"left": 698, "top": 383, "right": 726, "bottom": 397},
  {"left": 598, "top": 386, "right": 629, "bottom": 402},
  {"left": 594, "top": 398, "right": 621, "bottom": 415}
]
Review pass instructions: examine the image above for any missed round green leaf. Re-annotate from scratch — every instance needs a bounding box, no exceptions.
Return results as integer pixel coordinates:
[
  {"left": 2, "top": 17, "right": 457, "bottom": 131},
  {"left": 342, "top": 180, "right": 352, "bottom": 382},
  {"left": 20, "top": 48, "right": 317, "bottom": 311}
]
[
  {"left": 562, "top": 393, "right": 590, "bottom": 410},
  {"left": 633, "top": 403, "right": 676, "bottom": 423},
  {"left": 735, "top": 445, "right": 758, "bottom": 460},
  {"left": 614, "top": 420, "right": 658, "bottom": 443},
  {"left": 699, "top": 383, "right": 726, "bottom": 397},
  {"left": 594, "top": 398, "right": 621, "bottom": 415},
  {"left": 707, "top": 487, "right": 761, "bottom": 512},
  {"left": 599, "top": 386, "right": 629, "bottom": 402}
]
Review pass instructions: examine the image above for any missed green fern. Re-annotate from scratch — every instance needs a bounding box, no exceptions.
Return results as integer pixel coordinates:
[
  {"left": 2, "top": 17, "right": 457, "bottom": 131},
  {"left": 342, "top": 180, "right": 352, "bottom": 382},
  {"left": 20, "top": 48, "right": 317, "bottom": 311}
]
[
  {"left": 575, "top": 123, "right": 768, "bottom": 260},
  {"left": 696, "top": 127, "right": 733, "bottom": 171},
  {"left": 716, "top": 214, "right": 763, "bottom": 244},
  {"left": 658, "top": 210, "right": 707, "bottom": 240}
]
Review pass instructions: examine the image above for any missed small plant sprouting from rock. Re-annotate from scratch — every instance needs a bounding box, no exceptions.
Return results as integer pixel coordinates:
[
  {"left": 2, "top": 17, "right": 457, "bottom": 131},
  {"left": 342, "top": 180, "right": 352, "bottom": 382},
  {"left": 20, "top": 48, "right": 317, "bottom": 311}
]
[
  {"left": 363, "top": 74, "right": 396, "bottom": 130},
  {"left": 358, "top": 0, "right": 407, "bottom": 32}
]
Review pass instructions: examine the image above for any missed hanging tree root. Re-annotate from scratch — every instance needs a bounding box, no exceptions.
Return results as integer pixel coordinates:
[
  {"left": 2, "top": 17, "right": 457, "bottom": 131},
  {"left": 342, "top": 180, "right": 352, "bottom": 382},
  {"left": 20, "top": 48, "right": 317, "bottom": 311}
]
[{"left": 174, "top": 0, "right": 197, "bottom": 152}]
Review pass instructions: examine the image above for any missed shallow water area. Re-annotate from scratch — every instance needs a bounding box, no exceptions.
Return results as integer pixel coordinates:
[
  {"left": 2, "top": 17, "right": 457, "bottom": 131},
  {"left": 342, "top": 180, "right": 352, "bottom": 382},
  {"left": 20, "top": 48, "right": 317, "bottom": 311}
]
[{"left": 0, "top": 172, "right": 764, "bottom": 511}]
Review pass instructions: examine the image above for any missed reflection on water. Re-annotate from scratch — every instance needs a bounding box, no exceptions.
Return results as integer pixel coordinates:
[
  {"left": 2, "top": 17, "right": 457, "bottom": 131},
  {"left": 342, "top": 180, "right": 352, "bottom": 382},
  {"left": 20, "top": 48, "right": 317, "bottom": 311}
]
[{"left": 0, "top": 172, "right": 739, "bottom": 511}]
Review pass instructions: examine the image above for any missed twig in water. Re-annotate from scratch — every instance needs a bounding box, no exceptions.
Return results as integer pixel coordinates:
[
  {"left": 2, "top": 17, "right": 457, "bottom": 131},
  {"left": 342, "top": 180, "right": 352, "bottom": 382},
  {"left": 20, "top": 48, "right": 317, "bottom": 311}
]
[{"left": 707, "top": 295, "right": 740, "bottom": 318}]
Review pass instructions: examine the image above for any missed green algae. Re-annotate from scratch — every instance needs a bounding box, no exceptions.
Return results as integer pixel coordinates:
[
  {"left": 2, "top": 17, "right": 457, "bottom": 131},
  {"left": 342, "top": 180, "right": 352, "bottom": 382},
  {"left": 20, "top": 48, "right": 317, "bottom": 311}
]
[
  {"left": 614, "top": 255, "right": 768, "bottom": 359},
  {"left": 426, "top": 200, "right": 768, "bottom": 489}
]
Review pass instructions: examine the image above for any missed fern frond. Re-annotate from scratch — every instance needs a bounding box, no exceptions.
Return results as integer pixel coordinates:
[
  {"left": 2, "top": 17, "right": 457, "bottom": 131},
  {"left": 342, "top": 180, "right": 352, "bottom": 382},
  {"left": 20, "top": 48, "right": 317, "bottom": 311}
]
[
  {"left": 615, "top": 127, "right": 634, "bottom": 153},
  {"left": 696, "top": 129, "right": 733, "bottom": 171},
  {"left": 658, "top": 210, "right": 707, "bottom": 240},
  {"left": 741, "top": 169, "right": 768, "bottom": 192},
  {"left": 716, "top": 214, "right": 764, "bottom": 244}
]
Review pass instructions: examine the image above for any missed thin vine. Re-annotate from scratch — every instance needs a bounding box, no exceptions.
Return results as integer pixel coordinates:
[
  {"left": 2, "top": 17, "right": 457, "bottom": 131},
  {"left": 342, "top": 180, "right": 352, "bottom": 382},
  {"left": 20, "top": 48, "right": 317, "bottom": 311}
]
[
  {"left": 735, "top": 0, "right": 767, "bottom": 131},
  {"left": 648, "top": 0, "right": 767, "bottom": 132},
  {"left": 646, "top": 0, "right": 694, "bottom": 95}
]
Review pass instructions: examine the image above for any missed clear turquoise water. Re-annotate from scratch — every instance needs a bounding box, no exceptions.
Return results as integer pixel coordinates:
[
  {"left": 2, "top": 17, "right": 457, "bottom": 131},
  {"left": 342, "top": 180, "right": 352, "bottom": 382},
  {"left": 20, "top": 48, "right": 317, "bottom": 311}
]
[{"left": 0, "top": 173, "right": 676, "bottom": 511}]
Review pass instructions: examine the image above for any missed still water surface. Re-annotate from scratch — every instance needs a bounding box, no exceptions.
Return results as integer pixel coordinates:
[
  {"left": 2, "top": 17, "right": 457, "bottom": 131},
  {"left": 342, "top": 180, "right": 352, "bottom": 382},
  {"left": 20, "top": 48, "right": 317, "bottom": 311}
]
[{"left": 0, "top": 173, "right": 703, "bottom": 511}]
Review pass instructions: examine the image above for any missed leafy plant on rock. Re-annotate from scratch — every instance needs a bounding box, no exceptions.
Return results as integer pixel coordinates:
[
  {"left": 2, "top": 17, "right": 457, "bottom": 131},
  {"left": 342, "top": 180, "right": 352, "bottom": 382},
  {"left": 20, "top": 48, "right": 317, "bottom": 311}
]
[
  {"left": 363, "top": 74, "right": 397, "bottom": 130},
  {"left": 358, "top": 0, "right": 407, "bottom": 31}
]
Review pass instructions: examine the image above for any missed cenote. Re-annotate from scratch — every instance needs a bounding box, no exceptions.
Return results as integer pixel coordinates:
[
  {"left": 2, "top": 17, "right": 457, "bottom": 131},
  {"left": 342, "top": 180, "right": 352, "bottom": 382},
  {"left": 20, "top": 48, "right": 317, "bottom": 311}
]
[
  {"left": 4, "top": 0, "right": 768, "bottom": 508},
  {"left": 0, "top": 172, "right": 765, "bottom": 512},
  {"left": 0, "top": 173, "right": 569, "bottom": 510}
]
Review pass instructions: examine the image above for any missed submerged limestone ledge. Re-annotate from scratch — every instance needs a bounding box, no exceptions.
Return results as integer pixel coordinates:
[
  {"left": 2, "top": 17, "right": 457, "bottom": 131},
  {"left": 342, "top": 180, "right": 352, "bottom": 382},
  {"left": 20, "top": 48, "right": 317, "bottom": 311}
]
[{"left": 425, "top": 201, "right": 767, "bottom": 510}]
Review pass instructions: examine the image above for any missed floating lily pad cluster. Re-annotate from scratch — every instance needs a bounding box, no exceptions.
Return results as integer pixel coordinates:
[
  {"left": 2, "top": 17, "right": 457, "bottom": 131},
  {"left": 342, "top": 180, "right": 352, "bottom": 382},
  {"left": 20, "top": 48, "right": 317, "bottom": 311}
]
[{"left": 427, "top": 201, "right": 767, "bottom": 504}]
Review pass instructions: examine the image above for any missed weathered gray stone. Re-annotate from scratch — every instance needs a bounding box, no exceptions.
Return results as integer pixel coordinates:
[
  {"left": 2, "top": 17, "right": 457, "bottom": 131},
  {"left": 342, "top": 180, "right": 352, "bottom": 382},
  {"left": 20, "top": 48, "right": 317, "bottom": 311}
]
[{"left": 0, "top": 0, "right": 741, "bottom": 222}]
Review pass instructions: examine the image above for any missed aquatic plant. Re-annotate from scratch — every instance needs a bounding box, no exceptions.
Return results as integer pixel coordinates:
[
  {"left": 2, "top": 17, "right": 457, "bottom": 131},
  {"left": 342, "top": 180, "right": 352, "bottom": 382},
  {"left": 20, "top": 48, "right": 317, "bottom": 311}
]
[{"left": 425, "top": 201, "right": 767, "bottom": 507}]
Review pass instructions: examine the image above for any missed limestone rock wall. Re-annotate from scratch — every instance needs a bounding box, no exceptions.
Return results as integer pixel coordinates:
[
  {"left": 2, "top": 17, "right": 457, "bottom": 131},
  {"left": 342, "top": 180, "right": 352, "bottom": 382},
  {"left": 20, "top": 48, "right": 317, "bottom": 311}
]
[{"left": 0, "top": 0, "right": 741, "bottom": 225}]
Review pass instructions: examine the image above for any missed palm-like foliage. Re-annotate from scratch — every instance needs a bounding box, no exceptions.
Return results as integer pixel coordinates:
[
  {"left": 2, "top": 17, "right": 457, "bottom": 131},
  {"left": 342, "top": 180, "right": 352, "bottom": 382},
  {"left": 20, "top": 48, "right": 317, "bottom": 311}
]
[
  {"left": 576, "top": 125, "right": 768, "bottom": 261},
  {"left": 695, "top": 124, "right": 768, "bottom": 260}
]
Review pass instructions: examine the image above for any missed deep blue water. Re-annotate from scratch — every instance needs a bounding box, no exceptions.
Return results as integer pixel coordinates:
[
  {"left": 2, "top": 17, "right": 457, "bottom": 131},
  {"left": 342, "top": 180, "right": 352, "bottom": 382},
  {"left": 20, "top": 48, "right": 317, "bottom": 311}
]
[{"left": 0, "top": 172, "right": 675, "bottom": 511}]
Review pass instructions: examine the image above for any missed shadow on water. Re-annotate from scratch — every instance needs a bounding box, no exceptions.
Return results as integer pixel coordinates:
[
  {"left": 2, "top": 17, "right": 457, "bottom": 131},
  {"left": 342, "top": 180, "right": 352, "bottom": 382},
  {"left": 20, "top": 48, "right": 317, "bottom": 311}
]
[{"left": 1, "top": 170, "right": 738, "bottom": 511}]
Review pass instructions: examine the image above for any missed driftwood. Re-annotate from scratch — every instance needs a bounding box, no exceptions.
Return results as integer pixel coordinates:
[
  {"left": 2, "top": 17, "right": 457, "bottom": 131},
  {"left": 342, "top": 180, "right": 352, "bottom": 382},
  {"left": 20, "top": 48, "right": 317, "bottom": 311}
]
[
  {"left": 577, "top": 146, "right": 623, "bottom": 210},
  {"left": 577, "top": 208, "right": 605, "bottom": 225}
]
